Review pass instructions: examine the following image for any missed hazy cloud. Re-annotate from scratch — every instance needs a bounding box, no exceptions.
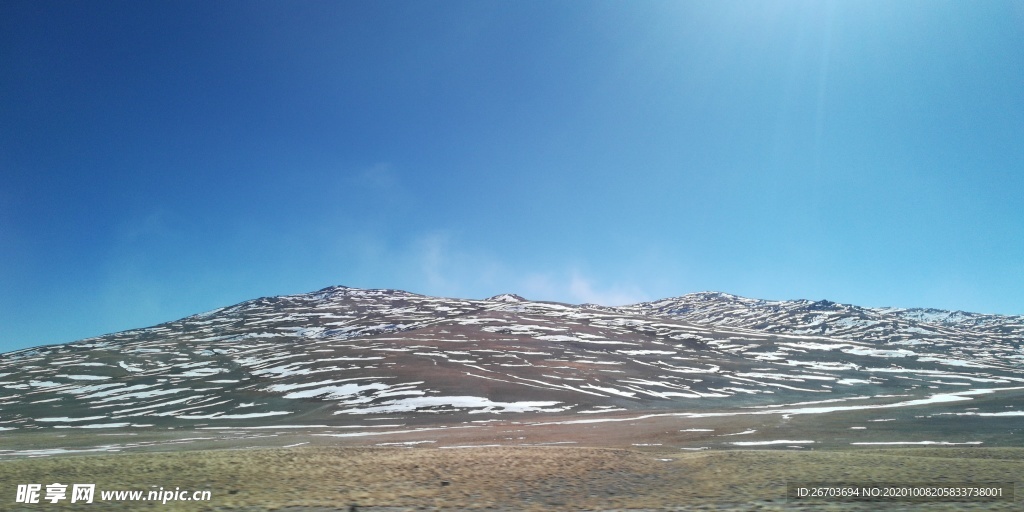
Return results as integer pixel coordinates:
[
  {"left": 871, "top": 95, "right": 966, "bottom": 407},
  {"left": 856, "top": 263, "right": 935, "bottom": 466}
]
[
  {"left": 518, "top": 269, "right": 647, "bottom": 306},
  {"left": 406, "top": 234, "right": 646, "bottom": 306},
  {"left": 567, "top": 270, "right": 646, "bottom": 306},
  {"left": 417, "top": 232, "right": 450, "bottom": 290},
  {"left": 355, "top": 162, "right": 399, "bottom": 190},
  {"left": 408, "top": 232, "right": 504, "bottom": 299}
]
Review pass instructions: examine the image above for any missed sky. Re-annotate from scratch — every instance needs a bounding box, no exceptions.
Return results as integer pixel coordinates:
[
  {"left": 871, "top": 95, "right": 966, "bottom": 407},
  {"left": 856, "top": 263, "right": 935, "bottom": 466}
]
[{"left": 2, "top": 1, "right": 1022, "bottom": 352}]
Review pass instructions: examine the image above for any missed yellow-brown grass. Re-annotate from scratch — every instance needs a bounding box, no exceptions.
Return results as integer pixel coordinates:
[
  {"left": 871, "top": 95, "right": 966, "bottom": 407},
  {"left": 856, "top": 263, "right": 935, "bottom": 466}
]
[{"left": 2, "top": 446, "right": 1022, "bottom": 511}]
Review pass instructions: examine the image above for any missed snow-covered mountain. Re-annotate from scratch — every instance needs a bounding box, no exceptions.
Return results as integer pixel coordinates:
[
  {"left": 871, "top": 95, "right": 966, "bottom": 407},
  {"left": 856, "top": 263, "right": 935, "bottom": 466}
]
[
  {"left": 1, "top": 286, "right": 1021, "bottom": 432},
  {"left": 626, "top": 291, "right": 1024, "bottom": 345}
]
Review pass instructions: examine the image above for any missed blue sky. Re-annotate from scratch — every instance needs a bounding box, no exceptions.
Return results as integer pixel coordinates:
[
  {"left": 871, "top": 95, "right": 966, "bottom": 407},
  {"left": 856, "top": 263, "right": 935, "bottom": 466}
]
[{"left": 2, "top": 1, "right": 1022, "bottom": 352}]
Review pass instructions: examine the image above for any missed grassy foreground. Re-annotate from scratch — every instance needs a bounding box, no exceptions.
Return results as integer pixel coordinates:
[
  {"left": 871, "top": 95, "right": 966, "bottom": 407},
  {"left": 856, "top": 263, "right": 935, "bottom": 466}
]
[{"left": 2, "top": 446, "right": 1022, "bottom": 511}]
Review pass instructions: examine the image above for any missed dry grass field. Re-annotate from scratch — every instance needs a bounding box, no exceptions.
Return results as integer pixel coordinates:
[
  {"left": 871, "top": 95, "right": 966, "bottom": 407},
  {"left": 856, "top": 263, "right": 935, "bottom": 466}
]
[{"left": 2, "top": 444, "right": 1022, "bottom": 511}]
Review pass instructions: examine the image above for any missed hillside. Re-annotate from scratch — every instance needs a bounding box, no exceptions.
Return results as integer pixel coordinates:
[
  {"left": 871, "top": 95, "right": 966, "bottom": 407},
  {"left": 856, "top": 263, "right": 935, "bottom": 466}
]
[{"left": 1, "top": 286, "right": 1021, "bottom": 440}]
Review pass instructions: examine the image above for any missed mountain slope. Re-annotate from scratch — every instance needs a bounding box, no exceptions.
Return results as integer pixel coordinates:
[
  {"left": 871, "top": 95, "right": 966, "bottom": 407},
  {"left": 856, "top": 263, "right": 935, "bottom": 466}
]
[
  {"left": 626, "top": 291, "right": 1024, "bottom": 346},
  {"left": 1, "top": 286, "right": 1022, "bottom": 434}
]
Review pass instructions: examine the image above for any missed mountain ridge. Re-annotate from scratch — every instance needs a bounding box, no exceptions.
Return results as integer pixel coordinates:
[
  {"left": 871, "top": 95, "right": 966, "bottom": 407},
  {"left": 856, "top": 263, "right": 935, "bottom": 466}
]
[
  {"left": 8, "top": 286, "right": 1020, "bottom": 359},
  {"left": 621, "top": 291, "right": 1024, "bottom": 345},
  {"left": 1, "top": 285, "right": 1021, "bottom": 439}
]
